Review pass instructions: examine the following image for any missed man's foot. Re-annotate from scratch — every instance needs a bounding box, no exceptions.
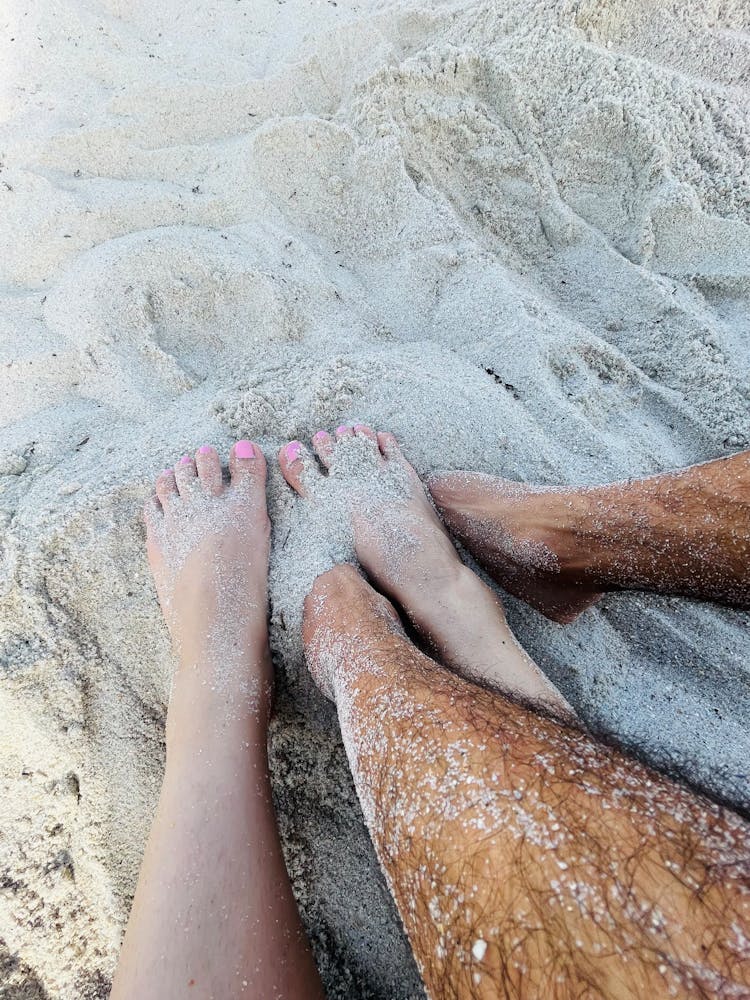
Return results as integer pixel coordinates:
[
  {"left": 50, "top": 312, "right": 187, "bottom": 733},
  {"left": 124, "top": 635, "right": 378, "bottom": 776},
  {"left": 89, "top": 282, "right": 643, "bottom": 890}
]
[
  {"left": 144, "top": 440, "right": 272, "bottom": 731},
  {"left": 279, "top": 427, "right": 573, "bottom": 716},
  {"left": 430, "top": 454, "right": 750, "bottom": 618},
  {"left": 427, "top": 473, "right": 603, "bottom": 624}
]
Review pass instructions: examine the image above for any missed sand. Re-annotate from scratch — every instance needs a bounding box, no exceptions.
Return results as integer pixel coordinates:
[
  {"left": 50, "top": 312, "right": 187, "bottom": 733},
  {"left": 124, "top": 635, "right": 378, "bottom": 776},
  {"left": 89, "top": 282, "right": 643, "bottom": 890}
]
[{"left": 1, "top": 0, "right": 749, "bottom": 995}]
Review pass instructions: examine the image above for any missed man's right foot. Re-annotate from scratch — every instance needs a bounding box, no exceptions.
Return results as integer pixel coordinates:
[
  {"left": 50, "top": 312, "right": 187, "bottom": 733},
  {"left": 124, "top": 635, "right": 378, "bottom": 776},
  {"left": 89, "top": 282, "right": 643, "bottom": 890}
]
[
  {"left": 279, "top": 427, "right": 574, "bottom": 717},
  {"left": 428, "top": 473, "right": 604, "bottom": 624}
]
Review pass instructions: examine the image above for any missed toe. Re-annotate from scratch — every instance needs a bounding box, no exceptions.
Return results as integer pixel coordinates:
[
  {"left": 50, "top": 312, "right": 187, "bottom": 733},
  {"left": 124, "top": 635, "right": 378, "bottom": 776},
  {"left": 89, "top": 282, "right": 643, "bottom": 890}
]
[
  {"left": 311, "top": 430, "right": 335, "bottom": 468},
  {"left": 334, "top": 424, "right": 354, "bottom": 440},
  {"left": 229, "top": 440, "right": 267, "bottom": 496},
  {"left": 195, "top": 444, "right": 223, "bottom": 496},
  {"left": 353, "top": 424, "right": 382, "bottom": 460},
  {"left": 278, "top": 440, "right": 321, "bottom": 498},
  {"left": 143, "top": 495, "right": 163, "bottom": 531},
  {"left": 353, "top": 423, "right": 378, "bottom": 445},
  {"left": 174, "top": 454, "right": 197, "bottom": 495},
  {"left": 377, "top": 430, "right": 424, "bottom": 489},
  {"left": 376, "top": 431, "right": 402, "bottom": 460},
  {"left": 156, "top": 468, "right": 178, "bottom": 507},
  {"left": 425, "top": 472, "right": 464, "bottom": 511}
]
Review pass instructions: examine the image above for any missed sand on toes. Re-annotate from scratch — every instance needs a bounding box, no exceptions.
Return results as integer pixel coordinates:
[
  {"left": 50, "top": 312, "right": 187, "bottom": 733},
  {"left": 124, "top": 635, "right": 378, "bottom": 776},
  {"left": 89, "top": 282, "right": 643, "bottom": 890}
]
[
  {"left": 277, "top": 424, "right": 465, "bottom": 601},
  {"left": 144, "top": 440, "right": 273, "bottom": 722},
  {"left": 278, "top": 428, "right": 575, "bottom": 716},
  {"left": 427, "top": 472, "right": 603, "bottom": 624}
]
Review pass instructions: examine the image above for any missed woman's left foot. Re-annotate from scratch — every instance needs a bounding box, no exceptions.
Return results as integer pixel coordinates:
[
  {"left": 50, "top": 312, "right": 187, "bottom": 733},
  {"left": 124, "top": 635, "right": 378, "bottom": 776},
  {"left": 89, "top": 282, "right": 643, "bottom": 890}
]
[{"left": 144, "top": 441, "right": 272, "bottom": 728}]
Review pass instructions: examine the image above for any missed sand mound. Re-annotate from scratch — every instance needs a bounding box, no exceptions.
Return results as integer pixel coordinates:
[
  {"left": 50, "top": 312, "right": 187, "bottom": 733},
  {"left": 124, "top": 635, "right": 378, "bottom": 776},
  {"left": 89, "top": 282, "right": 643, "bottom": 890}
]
[{"left": 1, "top": 0, "right": 749, "bottom": 996}]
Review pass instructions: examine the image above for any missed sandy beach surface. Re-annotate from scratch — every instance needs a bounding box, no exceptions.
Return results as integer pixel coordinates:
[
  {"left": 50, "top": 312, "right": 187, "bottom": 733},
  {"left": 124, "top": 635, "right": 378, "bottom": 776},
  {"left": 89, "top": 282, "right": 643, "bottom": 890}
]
[{"left": 1, "top": 0, "right": 749, "bottom": 995}]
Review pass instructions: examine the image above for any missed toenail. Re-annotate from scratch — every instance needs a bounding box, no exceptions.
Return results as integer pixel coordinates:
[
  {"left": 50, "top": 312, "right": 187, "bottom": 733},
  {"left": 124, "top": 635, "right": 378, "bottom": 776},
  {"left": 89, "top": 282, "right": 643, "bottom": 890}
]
[
  {"left": 285, "top": 441, "right": 302, "bottom": 463},
  {"left": 198, "top": 445, "right": 213, "bottom": 455},
  {"left": 160, "top": 468, "right": 173, "bottom": 477},
  {"left": 235, "top": 440, "right": 255, "bottom": 459},
  {"left": 335, "top": 425, "right": 349, "bottom": 435},
  {"left": 312, "top": 430, "right": 328, "bottom": 441},
  {"left": 353, "top": 424, "right": 367, "bottom": 432},
  {"left": 179, "top": 455, "right": 192, "bottom": 465}
]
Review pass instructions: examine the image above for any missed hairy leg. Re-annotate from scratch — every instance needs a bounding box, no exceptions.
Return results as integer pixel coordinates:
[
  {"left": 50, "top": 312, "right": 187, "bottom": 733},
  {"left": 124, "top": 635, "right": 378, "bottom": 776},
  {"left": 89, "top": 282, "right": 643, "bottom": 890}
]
[
  {"left": 305, "top": 565, "right": 750, "bottom": 999},
  {"left": 111, "top": 443, "right": 323, "bottom": 1000},
  {"left": 279, "top": 426, "right": 574, "bottom": 718},
  {"left": 429, "top": 450, "right": 750, "bottom": 622}
]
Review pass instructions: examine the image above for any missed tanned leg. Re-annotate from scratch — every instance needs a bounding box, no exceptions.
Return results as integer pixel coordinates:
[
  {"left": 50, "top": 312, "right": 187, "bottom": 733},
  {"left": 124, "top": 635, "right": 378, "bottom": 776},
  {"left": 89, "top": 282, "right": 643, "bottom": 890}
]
[
  {"left": 111, "top": 443, "right": 323, "bottom": 1000},
  {"left": 304, "top": 564, "right": 750, "bottom": 1000},
  {"left": 428, "top": 451, "right": 750, "bottom": 622},
  {"left": 278, "top": 425, "right": 575, "bottom": 719}
]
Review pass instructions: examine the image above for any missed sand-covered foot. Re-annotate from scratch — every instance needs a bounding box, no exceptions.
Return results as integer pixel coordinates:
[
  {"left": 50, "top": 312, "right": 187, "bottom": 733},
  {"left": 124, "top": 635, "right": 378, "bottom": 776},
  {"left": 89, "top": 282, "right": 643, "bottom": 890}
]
[
  {"left": 427, "top": 473, "right": 603, "bottom": 624},
  {"left": 279, "top": 427, "right": 573, "bottom": 715},
  {"left": 280, "top": 425, "right": 464, "bottom": 605},
  {"left": 144, "top": 440, "right": 272, "bottom": 729}
]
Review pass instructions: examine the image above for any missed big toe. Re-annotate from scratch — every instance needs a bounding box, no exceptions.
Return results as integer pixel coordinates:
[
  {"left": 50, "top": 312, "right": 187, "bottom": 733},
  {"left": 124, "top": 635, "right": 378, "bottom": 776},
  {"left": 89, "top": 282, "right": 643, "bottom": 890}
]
[
  {"left": 428, "top": 471, "right": 518, "bottom": 520},
  {"left": 278, "top": 440, "right": 320, "bottom": 498},
  {"left": 229, "top": 440, "right": 267, "bottom": 501},
  {"left": 376, "top": 430, "right": 425, "bottom": 492},
  {"left": 427, "top": 472, "right": 473, "bottom": 513}
]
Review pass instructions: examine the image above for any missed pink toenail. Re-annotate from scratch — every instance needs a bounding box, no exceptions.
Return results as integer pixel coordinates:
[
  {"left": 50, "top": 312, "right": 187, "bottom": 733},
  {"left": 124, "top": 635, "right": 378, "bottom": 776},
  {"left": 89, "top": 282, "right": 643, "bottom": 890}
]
[
  {"left": 235, "top": 440, "right": 255, "bottom": 459},
  {"left": 335, "top": 425, "right": 349, "bottom": 435},
  {"left": 312, "top": 430, "right": 328, "bottom": 441},
  {"left": 353, "top": 424, "right": 367, "bottom": 432},
  {"left": 161, "top": 469, "right": 173, "bottom": 477},
  {"left": 285, "top": 441, "right": 302, "bottom": 463},
  {"left": 179, "top": 454, "right": 192, "bottom": 465},
  {"left": 198, "top": 445, "right": 213, "bottom": 454}
]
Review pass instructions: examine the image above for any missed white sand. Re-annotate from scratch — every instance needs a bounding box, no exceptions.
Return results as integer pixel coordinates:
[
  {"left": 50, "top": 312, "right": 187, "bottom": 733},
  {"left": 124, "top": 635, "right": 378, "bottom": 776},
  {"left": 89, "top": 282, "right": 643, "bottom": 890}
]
[{"left": 1, "top": 0, "right": 749, "bottom": 995}]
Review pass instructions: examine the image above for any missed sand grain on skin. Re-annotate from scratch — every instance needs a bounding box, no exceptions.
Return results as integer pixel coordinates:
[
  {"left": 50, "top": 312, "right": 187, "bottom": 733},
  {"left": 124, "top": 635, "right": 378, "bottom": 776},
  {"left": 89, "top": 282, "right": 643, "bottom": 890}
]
[{"left": 1, "top": 0, "right": 750, "bottom": 995}]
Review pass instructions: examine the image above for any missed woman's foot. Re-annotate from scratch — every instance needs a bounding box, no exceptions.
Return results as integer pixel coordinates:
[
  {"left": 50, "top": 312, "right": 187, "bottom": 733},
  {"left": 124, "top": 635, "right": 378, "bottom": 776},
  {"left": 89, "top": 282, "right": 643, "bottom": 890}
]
[
  {"left": 144, "top": 440, "right": 272, "bottom": 733},
  {"left": 115, "top": 444, "right": 324, "bottom": 1000},
  {"left": 427, "top": 473, "right": 604, "bottom": 624},
  {"left": 279, "top": 427, "right": 573, "bottom": 715}
]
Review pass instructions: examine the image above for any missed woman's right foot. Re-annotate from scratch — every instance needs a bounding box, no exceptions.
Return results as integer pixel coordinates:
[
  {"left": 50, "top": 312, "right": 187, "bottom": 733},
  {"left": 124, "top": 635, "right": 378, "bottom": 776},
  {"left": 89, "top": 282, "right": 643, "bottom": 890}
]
[
  {"left": 279, "top": 427, "right": 574, "bottom": 717},
  {"left": 427, "top": 473, "right": 604, "bottom": 624}
]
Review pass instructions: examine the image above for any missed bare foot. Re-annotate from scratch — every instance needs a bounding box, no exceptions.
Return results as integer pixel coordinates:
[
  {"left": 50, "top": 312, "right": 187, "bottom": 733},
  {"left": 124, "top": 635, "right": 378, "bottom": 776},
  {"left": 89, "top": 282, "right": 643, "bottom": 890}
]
[
  {"left": 115, "top": 442, "right": 324, "bottom": 1000},
  {"left": 430, "top": 454, "right": 750, "bottom": 619},
  {"left": 428, "top": 473, "right": 603, "bottom": 624},
  {"left": 279, "top": 426, "right": 573, "bottom": 717},
  {"left": 144, "top": 440, "right": 272, "bottom": 732}
]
